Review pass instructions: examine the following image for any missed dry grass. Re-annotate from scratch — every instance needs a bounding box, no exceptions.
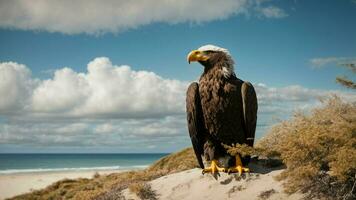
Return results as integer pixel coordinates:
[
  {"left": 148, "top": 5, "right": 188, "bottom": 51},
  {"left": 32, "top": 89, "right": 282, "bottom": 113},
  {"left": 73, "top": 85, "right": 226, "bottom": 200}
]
[
  {"left": 9, "top": 147, "right": 197, "bottom": 200},
  {"left": 258, "top": 189, "right": 277, "bottom": 200},
  {"left": 257, "top": 96, "right": 356, "bottom": 200},
  {"left": 129, "top": 182, "right": 157, "bottom": 200},
  {"left": 147, "top": 147, "right": 199, "bottom": 173}
]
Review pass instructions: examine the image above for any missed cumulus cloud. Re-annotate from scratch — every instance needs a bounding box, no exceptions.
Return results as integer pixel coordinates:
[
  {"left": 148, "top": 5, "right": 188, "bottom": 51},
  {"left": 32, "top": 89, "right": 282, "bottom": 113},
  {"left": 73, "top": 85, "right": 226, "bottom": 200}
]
[
  {"left": 0, "top": 57, "right": 187, "bottom": 118},
  {"left": 310, "top": 56, "right": 356, "bottom": 68},
  {"left": 1, "top": 58, "right": 355, "bottom": 151},
  {"left": 32, "top": 67, "right": 90, "bottom": 113},
  {"left": 0, "top": 0, "right": 287, "bottom": 35},
  {"left": 0, "top": 62, "right": 36, "bottom": 113}
]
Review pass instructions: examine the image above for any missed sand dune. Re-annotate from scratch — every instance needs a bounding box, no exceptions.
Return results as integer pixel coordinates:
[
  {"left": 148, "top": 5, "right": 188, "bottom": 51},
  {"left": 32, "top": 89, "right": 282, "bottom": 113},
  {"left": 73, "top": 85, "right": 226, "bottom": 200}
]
[{"left": 123, "top": 164, "right": 304, "bottom": 200}]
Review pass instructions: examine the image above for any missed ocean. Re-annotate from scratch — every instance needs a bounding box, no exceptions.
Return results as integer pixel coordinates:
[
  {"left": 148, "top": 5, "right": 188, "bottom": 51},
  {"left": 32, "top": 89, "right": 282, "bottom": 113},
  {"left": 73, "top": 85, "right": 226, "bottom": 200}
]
[{"left": 0, "top": 153, "right": 168, "bottom": 174}]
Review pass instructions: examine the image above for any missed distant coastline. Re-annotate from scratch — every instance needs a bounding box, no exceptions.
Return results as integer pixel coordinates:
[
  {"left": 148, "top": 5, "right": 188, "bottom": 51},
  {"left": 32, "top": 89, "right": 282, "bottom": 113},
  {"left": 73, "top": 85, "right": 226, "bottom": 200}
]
[
  {"left": 0, "top": 153, "right": 167, "bottom": 175},
  {"left": 0, "top": 153, "right": 168, "bottom": 199}
]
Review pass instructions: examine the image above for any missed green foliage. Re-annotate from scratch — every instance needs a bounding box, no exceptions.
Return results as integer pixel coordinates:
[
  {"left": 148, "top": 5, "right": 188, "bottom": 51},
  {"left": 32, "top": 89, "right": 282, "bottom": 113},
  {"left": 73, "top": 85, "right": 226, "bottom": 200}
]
[{"left": 257, "top": 96, "right": 356, "bottom": 200}]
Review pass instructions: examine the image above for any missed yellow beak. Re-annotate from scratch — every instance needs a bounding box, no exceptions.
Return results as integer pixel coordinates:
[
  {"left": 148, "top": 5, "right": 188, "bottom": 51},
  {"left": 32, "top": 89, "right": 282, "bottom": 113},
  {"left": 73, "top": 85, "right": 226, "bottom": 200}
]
[{"left": 187, "top": 50, "right": 209, "bottom": 64}]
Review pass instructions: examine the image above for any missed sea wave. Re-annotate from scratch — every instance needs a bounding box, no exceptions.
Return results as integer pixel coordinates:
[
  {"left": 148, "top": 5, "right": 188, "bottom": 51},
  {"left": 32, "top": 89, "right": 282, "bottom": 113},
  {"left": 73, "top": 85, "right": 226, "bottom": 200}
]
[{"left": 0, "top": 165, "right": 149, "bottom": 174}]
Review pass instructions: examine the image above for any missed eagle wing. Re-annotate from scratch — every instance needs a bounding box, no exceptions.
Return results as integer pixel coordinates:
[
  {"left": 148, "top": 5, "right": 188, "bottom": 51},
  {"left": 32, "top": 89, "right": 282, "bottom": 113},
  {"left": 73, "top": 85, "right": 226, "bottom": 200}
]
[
  {"left": 186, "top": 82, "right": 205, "bottom": 169},
  {"left": 241, "top": 82, "right": 258, "bottom": 146}
]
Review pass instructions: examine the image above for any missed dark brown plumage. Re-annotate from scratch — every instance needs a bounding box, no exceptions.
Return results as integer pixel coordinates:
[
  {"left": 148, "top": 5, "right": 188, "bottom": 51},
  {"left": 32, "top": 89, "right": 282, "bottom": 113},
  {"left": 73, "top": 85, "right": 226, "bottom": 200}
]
[{"left": 186, "top": 48, "right": 258, "bottom": 169}]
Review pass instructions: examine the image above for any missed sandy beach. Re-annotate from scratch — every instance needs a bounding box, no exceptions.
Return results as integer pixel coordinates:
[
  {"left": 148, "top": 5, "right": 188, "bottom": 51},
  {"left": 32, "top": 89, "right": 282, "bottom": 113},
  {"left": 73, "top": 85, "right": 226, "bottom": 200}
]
[{"left": 0, "top": 170, "right": 120, "bottom": 200}]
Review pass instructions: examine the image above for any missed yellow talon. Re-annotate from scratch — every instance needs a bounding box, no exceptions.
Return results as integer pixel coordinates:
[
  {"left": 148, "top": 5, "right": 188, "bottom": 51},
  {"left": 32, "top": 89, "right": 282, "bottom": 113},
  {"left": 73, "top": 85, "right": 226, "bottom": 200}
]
[
  {"left": 227, "top": 155, "right": 250, "bottom": 175},
  {"left": 202, "top": 160, "right": 226, "bottom": 174}
]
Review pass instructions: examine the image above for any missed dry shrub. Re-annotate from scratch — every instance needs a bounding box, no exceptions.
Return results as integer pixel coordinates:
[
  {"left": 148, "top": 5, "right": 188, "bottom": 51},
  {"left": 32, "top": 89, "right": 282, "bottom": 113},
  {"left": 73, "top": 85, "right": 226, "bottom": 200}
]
[
  {"left": 257, "top": 96, "right": 356, "bottom": 200},
  {"left": 223, "top": 143, "right": 258, "bottom": 157},
  {"left": 223, "top": 142, "right": 284, "bottom": 168},
  {"left": 129, "top": 182, "right": 157, "bottom": 200}
]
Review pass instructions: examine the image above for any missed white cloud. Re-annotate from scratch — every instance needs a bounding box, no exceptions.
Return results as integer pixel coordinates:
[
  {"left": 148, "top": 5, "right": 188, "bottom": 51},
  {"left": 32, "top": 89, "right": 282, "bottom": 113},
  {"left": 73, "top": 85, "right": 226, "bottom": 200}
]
[
  {"left": 1, "top": 58, "right": 355, "bottom": 151},
  {"left": 255, "top": 83, "right": 355, "bottom": 103},
  {"left": 255, "top": 83, "right": 355, "bottom": 116},
  {"left": 94, "top": 123, "right": 113, "bottom": 134},
  {"left": 257, "top": 6, "right": 288, "bottom": 18},
  {"left": 0, "top": 116, "right": 187, "bottom": 149},
  {"left": 310, "top": 57, "right": 356, "bottom": 68},
  {"left": 127, "top": 116, "right": 185, "bottom": 137},
  {"left": 32, "top": 67, "right": 90, "bottom": 113},
  {"left": 0, "top": 0, "right": 287, "bottom": 35},
  {"left": 0, "top": 62, "right": 36, "bottom": 113},
  {"left": 72, "top": 58, "right": 187, "bottom": 118},
  {"left": 0, "top": 57, "right": 187, "bottom": 118}
]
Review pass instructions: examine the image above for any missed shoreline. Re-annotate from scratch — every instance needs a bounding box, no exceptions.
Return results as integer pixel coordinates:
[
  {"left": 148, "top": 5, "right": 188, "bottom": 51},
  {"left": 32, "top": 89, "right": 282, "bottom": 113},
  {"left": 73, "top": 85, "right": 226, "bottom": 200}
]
[
  {"left": 0, "top": 169, "right": 125, "bottom": 200},
  {"left": 0, "top": 165, "right": 148, "bottom": 175}
]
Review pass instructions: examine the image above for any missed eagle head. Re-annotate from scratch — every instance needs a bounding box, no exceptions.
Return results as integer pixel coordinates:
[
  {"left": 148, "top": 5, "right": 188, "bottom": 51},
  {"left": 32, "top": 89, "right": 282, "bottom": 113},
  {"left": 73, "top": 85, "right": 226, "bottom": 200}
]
[{"left": 187, "top": 44, "right": 235, "bottom": 78}]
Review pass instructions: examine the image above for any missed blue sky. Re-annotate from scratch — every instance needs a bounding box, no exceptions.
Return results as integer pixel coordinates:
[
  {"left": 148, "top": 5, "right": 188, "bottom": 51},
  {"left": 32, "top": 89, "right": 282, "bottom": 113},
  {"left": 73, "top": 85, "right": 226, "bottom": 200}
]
[{"left": 0, "top": 0, "right": 355, "bottom": 153}]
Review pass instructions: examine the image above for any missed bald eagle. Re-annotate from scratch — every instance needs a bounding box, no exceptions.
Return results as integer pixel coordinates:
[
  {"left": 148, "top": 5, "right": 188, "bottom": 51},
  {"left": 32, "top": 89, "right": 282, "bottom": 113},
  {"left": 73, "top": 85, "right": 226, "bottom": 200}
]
[{"left": 186, "top": 45, "right": 258, "bottom": 175}]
